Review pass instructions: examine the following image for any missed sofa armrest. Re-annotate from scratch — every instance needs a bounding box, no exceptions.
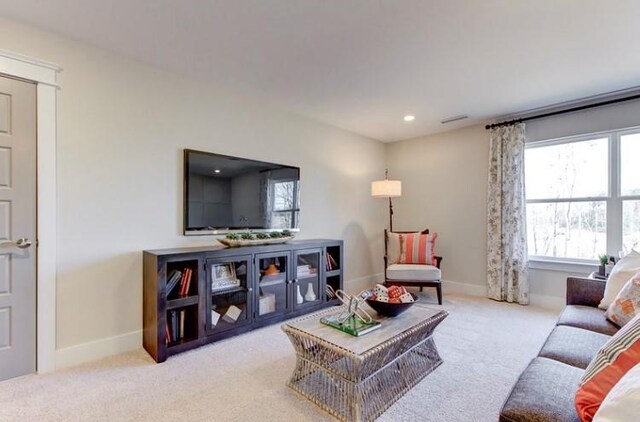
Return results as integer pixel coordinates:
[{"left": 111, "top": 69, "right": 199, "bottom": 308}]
[{"left": 566, "top": 276, "right": 606, "bottom": 307}]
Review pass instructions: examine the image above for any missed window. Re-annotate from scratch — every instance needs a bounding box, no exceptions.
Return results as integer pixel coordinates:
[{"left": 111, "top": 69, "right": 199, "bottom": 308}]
[
  {"left": 525, "top": 128, "right": 640, "bottom": 262},
  {"left": 271, "top": 180, "right": 300, "bottom": 229}
]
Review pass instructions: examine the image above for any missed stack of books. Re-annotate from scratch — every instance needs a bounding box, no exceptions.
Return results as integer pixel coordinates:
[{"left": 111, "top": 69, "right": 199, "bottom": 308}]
[
  {"left": 325, "top": 253, "right": 338, "bottom": 271},
  {"left": 165, "top": 309, "right": 186, "bottom": 344},
  {"left": 167, "top": 268, "right": 194, "bottom": 298},
  {"left": 297, "top": 264, "right": 317, "bottom": 277}
]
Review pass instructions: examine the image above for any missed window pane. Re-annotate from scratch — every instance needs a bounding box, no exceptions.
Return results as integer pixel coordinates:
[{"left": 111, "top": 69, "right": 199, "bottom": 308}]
[
  {"left": 525, "top": 138, "right": 608, "bottom": 200},
  {"left": 623, "top": 200, "right": 640, "bottom": 253},
  {"left": 272, "top": 211, "right": 298, "bottom": 229},
  {"left": 527, "top": 201, "right": 606, "bottom": 259},
  {"left": 273, "top": 181, "right": 299, "bottom": 211},
  {"left": 621, "top": 133, "right": 640, "bottom": 196}
]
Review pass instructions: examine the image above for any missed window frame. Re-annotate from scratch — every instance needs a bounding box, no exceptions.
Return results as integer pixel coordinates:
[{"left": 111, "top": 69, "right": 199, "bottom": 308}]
[
  {"left": 525, "top": 125, "right": 640, "bottom": 266},
  {"left": 270, "top": 179, "right": 300, "bottom": 229}
]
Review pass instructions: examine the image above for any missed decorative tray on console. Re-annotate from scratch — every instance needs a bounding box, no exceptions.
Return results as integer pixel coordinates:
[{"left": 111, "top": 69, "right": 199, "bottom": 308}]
[{"left": 217, "top": 231, "right": 294, "bottom": 248}]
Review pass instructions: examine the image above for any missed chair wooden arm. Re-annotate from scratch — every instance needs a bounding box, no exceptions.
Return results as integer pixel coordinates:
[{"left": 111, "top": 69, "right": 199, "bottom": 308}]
[{"left": 434, "top": 256, "right": 443, "bottom": 269}]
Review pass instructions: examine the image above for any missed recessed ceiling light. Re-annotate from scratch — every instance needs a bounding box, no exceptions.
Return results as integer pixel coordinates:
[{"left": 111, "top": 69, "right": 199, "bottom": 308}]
[
  {"left": 403, "top": 115, "right": 415, "bottom": 122},
  {"left": 213, "top": 169, "right": 221, "bottom": 174}
]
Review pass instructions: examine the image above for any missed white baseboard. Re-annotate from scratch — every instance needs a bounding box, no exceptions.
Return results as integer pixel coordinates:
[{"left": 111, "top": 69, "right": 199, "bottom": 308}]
[
  {"left": 441, "top": 279, "right": 486, "bottom": 296},
  {"left": 344, "top": 273, "right": 384, "bottom": 294},
  {"left": 56, "top": 330, "right": 141, "bottom": 369},
  {"left": 529, "top": 293, "right": 565, "bottom": 312}
]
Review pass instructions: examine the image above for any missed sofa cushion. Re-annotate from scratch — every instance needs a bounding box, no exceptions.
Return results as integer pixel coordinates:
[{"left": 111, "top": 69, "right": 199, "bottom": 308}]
[
  {"left": 538, "top": 326, "right": 610, "bottom": 369},
  {"left": 500, "top": 357, "right": 583, "bottom": 422},
  {"left": 599, "top": 249, "right": 640, "bottom": 309},
  {"left": 606, "top": 270, "right": 640, "bottom": 327},
  {"left": 575, "top": 313, "right": 640, "bottom": 422},
  {"left": 386, "top": 264, "right": 441, "bottom": 281},
  {"left": 556, "top": 305, "right": 619, "bottom": 336}
]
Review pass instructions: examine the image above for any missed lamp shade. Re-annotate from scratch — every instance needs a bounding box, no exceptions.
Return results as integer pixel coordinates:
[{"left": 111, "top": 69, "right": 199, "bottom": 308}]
[{"left": 371, "top": 180, "right": 402, "bottom": 198}]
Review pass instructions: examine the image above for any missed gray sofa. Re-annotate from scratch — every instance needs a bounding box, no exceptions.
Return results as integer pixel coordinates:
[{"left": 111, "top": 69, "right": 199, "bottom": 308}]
[{"left": 499, "top": 277, "right": 619, "bottom": 422}]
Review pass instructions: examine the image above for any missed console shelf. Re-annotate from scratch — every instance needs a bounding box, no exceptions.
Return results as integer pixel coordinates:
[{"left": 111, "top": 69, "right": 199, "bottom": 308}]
[{"left": 143, "top": 239, "right": 343, "bottom": 363}]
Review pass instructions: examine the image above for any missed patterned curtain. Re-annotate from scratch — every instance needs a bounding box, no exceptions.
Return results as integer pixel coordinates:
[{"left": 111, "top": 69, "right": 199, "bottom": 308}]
[{"left": 487, "top": 123, "right": 529, "bottom": 304}]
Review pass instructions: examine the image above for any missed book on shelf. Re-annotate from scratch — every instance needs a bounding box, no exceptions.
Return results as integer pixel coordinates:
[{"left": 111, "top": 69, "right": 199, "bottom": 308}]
[
  {"left": 179, "top": 268, "right": 193, "bottom": 297},
  {"left": 320, "top": 315, "right": 381, "bottom": 337},
  {"left": 179, "top": 309, "right": 185, "bottom": 339},
  {"left": 166, "top": 270, "right": 182, "bottom": 296},
  {"left": 170, "top": 311, "right": 178, "bottom": 342},
  {"left": 327, "top": 253, "right": 338, "bottom": 270},
  {"left": 165, "top": 321, "right": 171, "bottom": 344}
]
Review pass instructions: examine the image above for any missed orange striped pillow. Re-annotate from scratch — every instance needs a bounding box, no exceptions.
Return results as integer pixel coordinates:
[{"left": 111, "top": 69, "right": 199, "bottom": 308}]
[
  {"left": 399, "top": 233, "right": 438, "bottom": 265},
  {"left": 575, "top": 313, "right": 640, "bottom": 421}
]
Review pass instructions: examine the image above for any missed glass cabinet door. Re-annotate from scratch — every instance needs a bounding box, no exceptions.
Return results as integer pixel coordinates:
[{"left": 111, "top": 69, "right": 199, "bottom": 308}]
[
  {"left": 292, "top": 248, "right": 323, "bottom": 311},
  {"left": 254, "top": 252, "right": 290, "bottom": 320},
  {"left": 206, "top": 255, "right": 252, "bottom": 334}
]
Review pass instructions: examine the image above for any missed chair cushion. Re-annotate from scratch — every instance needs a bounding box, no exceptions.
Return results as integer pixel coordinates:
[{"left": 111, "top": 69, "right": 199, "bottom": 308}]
[
  {"left": 386, "top": 264, "right": 441, "bottom": 281},
  {"left": 538, "top": 326, "right": 610, "bottom": 369},
  {"left": 557, "top": 305, "right": 619, "bottom": 336},
  {"left": 398, "top": 232, "right": 438, "bottom": 265},
  {"left": 500, "top": 357, "right": 583, "bottom": 422},
  {"left": 386, "top": 231, "right": 419, "bottom": 265}
]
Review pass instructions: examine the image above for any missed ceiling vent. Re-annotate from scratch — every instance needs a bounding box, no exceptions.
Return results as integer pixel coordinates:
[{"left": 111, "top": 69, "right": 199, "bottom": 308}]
[{"left": 440, "top": 115, "right": 469, "bottom": 124}]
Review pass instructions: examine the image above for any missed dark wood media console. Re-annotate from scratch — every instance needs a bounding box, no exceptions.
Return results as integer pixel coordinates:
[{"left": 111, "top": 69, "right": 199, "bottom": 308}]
[{"left": 143, "top": 239, "right": 343, "bottom": 362}]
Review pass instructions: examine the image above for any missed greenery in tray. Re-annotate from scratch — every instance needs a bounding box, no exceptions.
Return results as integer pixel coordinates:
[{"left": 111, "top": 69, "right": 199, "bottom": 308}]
[{"left": 223, "top": 230, "right": 293, "bottom": 242}]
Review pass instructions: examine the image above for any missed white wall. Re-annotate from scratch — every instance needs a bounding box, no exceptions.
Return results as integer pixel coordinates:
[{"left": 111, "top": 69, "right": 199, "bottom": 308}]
[
  {"left": 386, "top": 125, "right": 490, "bottom": 294},
  {"left": 0, "top": 18, "right": 387, "bottom": 366}
]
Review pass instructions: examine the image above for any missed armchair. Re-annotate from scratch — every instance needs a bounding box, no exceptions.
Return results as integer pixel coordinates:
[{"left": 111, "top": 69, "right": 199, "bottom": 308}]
[{"left": 384, "top": 229, "right": 443, "bottom": 305}]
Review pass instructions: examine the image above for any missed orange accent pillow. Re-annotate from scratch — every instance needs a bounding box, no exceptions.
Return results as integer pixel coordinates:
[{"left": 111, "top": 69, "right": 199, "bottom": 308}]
[
  {"left": 575, "top": 313, "right": 640, "bottom": 421},
  {"left": 399, "top": 233, "right": 438, "bottom": 265}
]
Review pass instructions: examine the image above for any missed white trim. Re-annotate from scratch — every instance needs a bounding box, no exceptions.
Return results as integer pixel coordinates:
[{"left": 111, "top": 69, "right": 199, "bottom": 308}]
[
  {"left": 0, "top": 51, "right": 60, "bottom": 374},
  {"left": 441, "top": 279, "right": 486, "bottom": 296},
  {"left": 343, "top": 273, "right": 383, "bottom": 294},
  {"left": 56, "top": 330, "right": 142, "bottom": 369},
  {"left": 528, "top": 258, "right": 598, "bottom": 273},
  {"left": 529, "top": 293, "right": 565, "bottom": 312}
]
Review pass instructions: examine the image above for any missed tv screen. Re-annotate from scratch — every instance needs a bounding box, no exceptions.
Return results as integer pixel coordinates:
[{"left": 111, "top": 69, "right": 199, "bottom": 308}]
[{"left": 184, "top": 149, "right": 300, "bottom": 234}]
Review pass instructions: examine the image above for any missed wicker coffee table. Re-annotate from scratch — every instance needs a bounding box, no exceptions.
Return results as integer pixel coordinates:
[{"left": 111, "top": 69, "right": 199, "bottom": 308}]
[{"left": 281, "top": 304, "right": 448, "bottom": 421}]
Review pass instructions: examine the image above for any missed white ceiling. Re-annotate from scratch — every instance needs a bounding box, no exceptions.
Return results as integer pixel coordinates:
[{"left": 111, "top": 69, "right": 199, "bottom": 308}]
[{"left": 1, "top": 0, "right": 640, "bottom": 142}]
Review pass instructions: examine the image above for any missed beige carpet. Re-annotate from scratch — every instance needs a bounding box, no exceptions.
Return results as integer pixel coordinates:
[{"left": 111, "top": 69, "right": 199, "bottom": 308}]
[{"left": 0, "top": 293, "right": 557, "bottom": 421}]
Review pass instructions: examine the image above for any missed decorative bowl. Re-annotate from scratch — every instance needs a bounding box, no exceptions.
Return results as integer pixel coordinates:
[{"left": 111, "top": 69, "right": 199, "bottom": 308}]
[{"left": 365, "top": 293, "right": 419, "bottom": 317}]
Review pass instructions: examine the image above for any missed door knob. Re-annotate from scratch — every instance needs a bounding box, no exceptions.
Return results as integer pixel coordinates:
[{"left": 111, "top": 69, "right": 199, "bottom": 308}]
[{"left": 0, "top": 238, "right": 32, "bottom": 249}]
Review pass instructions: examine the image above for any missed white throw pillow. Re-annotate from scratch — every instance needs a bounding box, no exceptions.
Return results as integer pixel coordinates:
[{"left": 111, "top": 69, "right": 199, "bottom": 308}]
[
  {"left": 593, "top": 363, "right": 640, "bottom": 422},
  {"left": 599, "top": 250, "right": 640, "bottom": 310}
]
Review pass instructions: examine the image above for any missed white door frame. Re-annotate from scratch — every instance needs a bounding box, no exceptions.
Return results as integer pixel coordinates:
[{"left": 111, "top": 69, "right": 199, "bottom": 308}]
[{"left": 0, "top": 50, "right": 60, "bottom": 373}]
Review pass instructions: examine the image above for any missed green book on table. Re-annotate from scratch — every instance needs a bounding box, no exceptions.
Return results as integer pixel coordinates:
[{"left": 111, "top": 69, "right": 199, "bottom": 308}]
[{"left": 320, "top": 315, "right": 381, "bottom": 337}]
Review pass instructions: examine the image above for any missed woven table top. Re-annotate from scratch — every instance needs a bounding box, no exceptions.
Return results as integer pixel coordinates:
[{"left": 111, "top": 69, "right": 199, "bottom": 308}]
[{"left": 282, "top": 303, "right": 446, "bottom": 356}]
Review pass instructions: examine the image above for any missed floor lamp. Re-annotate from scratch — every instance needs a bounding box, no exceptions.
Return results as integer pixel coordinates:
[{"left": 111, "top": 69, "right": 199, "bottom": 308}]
[{"left": 371, "top": 170, "right": 402, "bottom": 232}]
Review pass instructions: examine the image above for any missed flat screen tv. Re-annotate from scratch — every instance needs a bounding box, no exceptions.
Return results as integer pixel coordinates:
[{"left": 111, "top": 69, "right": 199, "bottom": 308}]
[{"left": 184, "top": 149, "right": 300, "bottom": 235}]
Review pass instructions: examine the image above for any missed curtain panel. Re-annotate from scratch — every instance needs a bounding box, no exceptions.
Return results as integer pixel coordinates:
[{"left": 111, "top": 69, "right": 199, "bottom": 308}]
[{"left": 487, "top": 123, "right": 529, "bottom": 304}]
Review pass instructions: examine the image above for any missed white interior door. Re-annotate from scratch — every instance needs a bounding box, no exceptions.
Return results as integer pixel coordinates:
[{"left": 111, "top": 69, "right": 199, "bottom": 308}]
[{"left": 0, "top": 75, "right": 37, "bottom": 381}]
